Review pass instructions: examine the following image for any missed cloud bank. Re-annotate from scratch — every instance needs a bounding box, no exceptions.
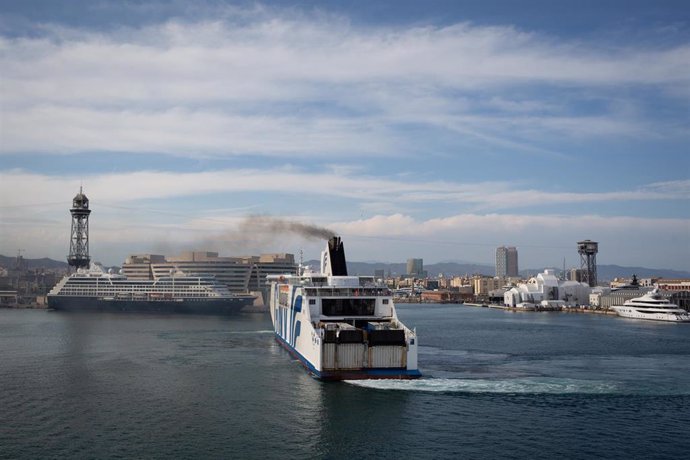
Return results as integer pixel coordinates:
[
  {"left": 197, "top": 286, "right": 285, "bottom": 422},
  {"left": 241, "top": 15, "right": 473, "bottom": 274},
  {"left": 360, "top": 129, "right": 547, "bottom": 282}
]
[{"left": 2, "top": 10, "right": 689, "bottom": 157}]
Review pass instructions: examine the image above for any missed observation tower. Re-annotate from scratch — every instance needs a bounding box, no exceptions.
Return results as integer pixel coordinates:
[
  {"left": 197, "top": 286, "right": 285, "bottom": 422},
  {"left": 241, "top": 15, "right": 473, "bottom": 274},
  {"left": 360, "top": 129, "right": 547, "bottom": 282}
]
[{"left": 67, "top": 187, "right": 91, "bottom": 269}]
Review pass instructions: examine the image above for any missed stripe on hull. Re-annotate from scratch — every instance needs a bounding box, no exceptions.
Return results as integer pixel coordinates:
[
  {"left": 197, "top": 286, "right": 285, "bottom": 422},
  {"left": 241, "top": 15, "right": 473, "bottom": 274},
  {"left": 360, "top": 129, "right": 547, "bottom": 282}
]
[{"left": 47, "top": 296, "right": 253, "bottom": 315}]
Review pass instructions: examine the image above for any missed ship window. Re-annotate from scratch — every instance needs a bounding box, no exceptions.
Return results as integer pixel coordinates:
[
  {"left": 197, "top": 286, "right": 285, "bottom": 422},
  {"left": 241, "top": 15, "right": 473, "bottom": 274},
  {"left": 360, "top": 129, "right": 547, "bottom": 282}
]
[
  {"left": 309, "top": 299, "right": 316, "bottom": 305},
  {"left": 382, "top": 299, "right": 389, "bottom": 304},
  {"left": 321, "top": 298, "right": 375, "bottom": 316}
]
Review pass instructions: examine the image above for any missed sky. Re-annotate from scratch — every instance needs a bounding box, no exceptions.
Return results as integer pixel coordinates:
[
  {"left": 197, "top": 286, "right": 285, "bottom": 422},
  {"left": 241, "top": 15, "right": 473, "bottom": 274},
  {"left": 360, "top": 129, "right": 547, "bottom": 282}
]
[{"left": 1, "top": 0, "right": 689, "bottom": 271}]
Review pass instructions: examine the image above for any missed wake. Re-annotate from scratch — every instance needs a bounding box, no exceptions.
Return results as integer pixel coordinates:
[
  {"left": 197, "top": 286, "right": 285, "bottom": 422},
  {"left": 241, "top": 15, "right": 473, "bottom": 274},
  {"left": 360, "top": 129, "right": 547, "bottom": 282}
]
[{"left": 345, "top": 376, "right": 620, "bottom": 394}]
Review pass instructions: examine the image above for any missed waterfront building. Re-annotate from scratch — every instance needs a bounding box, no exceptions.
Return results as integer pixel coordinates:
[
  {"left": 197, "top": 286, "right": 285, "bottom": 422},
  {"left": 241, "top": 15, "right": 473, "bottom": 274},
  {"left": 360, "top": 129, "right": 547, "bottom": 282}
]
[
  {"left": 449, "top": 276, "right": 468, "bottom": 288},
  {"left": 122, "top": 251, "right": 296, "bottom": 304},
  {"left": 590, "top": 288, "right": 642, "bottom": 309},
  {"left": 122, "top": 254, "right": 167, "bottom": 280},
  {"left": 567, "top": 268, "right": 583, "bottom": 282},
  {"left": 406, "top": 258, "right": 424, "bottom": 277},
  {"left": 471, "top": 275, "right": 505, "bottom": 296},
  {"left": 424, "top": 279, "right": 440, "bottom": 290},
  {"left": 421, "top": 290, "right": 464, "bottom": 303},
  {"left": 639, "top": 278, "right": 659, "bottom": 288},
  {"left": 504, "top": 269, "right": 590, "bottom": 307},
  {"left": 657, "top": 279, "right": 690, "bottom": 291},
  {"left": 496, "top": 246, "right": 518, "bottom": 277}
]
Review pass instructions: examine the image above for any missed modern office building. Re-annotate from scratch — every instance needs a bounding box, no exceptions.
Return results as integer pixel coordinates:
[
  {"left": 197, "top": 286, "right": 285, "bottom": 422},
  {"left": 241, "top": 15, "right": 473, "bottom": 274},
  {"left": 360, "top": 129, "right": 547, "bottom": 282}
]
[
  {"left": 496, "top": 246, "right": 518, "bottom": 277},
  {"left": 406, "top": 258, "right": 424, "bottom": 277}
]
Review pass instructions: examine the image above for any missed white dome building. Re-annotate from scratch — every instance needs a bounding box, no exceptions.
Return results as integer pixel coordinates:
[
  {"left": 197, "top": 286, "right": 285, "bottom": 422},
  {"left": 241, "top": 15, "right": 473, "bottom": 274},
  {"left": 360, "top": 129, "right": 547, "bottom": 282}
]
[{"left": 504, "top": 269, "right": 591, "bottom": 309}]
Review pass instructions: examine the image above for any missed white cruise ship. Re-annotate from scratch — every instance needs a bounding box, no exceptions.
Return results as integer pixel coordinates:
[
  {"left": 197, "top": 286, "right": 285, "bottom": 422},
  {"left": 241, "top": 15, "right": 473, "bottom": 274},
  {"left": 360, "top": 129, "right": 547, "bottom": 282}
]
[
  {"left": 48, "top": 264, "right": 255, "bottom": 314},
  {"left": 268, "top": 237, "right": 421, "bottom": 380},
  {"left": 611, "top": 289, "right": 690, "bottom": 322}
]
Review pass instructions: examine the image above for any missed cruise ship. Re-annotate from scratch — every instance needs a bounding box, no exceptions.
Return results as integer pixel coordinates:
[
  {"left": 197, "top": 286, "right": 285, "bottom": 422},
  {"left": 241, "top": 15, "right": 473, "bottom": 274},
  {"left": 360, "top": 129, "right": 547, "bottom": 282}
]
[
  {"left": 611, "top": 289, "right": 690, "bottom": 322},
  {"left": 48, "top": 264, "right": 255, "bottom": 314},
  {"left": 268, "top": 237, "right": 421, "bottom": 380}
]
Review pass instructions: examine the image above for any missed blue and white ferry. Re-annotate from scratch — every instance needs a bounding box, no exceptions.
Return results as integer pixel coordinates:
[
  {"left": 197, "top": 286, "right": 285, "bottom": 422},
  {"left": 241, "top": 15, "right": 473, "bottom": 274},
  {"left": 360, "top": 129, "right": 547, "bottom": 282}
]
[{"left": 268, "top": 237, "right": 421, "bottom": 380}]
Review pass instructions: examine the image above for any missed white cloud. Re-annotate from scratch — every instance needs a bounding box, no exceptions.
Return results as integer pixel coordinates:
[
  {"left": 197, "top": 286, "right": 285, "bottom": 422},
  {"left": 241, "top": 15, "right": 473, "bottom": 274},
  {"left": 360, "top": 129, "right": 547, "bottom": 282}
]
[
  {"left": 1, "top": 169, "right": 687, "bottom": 213},
  {"left": 0, "top": 106, "right": 396, "bottom": 156},
  {"left": 1, "top": 11, "right": 688, "bottom": 156}
]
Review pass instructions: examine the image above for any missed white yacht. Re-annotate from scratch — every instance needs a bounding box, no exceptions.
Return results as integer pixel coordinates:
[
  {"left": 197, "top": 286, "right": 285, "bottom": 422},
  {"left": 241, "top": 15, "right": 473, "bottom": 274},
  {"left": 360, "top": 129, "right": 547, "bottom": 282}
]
[{"left": 611, "top": 289, "right": 690, "bottom": 322}]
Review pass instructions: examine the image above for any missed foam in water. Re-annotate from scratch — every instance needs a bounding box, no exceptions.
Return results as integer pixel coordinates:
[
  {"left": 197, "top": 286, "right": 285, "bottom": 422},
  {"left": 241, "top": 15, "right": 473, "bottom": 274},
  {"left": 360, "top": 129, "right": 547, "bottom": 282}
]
[{"left": 346, "top": 377, "right": 620, "bottom": 394}]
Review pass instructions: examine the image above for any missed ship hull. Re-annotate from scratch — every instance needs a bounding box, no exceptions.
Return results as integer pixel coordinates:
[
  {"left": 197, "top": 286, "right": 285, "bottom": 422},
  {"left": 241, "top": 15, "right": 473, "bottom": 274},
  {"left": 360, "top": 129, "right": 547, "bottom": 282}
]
[
  {"left": 611, "top": 307, "right": 690, "bottom": 322},
  {"left": 274, "top": 333, "right": 422, "bottom": 381},
  {"left": 47, "top": 296, "right": 253, "bottom": 315}
]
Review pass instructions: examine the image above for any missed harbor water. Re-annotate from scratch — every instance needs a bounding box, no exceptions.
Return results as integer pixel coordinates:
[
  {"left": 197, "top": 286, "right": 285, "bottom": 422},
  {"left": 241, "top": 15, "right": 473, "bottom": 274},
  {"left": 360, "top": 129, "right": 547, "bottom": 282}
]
[{"left": 1, "top": 305, "right": 689, "bottom": 459}]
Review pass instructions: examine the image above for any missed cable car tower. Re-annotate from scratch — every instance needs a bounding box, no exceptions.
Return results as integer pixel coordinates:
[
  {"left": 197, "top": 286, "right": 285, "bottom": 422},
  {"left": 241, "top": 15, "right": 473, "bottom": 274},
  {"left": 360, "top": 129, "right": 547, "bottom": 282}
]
[
  {"left": 67, "top": 187, "right": 91, "bottom": 269},
  {"left": 577, "top": 240, "right": 598, "bottom": 287}
]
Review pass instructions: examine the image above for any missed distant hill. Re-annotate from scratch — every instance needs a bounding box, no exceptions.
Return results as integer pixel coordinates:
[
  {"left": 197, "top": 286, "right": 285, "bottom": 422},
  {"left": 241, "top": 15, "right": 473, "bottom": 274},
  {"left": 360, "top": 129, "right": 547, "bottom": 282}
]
[
  {"left": 593, "top": 265, "right": 690, "bottom": 281},
  {"left": 520, "top": 265, "right": 690, "bottom": 281},
  {"left": 0, "top": 255, "right": 68, "bottom": 270},
  {"left": 0, "top": 255, "right": 119, "bottom": 272}
]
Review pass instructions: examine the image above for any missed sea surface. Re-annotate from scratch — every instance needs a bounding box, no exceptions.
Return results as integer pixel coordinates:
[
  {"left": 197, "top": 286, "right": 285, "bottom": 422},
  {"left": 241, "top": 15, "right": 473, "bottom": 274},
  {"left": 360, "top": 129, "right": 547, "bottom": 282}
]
[{"left": 1, "top": 305, "right": 689, "bottom": 459}]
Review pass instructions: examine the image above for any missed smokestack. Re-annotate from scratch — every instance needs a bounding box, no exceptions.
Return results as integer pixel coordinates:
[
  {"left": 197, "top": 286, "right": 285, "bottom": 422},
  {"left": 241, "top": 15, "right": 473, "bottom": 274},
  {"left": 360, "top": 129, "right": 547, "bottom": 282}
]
[{"left": 327, "top": 236, "right": 348, "bottom": 276}]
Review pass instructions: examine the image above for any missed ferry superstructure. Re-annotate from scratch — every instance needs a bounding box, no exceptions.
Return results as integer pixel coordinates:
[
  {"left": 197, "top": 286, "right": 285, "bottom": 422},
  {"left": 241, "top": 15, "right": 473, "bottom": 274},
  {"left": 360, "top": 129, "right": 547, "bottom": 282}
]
[
  {"left": 48, "top": 264, "right": 255, "bottom": 314},
  {"left": 611, "top": 289, "right": 690, "bottom": 322},
  {"left": 268, "top": 237, "right": 421, "bottom": 380}
]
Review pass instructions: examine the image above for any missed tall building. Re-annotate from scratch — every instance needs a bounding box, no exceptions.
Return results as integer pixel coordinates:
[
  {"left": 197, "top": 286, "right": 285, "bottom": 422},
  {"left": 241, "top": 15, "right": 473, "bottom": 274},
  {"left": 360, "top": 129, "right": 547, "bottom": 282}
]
[
  {"left": 496, "top": 246, "right": 518, "bottom": 277},
  {"left": 406, "top": 258, "right": 423, "bottom": 277}
]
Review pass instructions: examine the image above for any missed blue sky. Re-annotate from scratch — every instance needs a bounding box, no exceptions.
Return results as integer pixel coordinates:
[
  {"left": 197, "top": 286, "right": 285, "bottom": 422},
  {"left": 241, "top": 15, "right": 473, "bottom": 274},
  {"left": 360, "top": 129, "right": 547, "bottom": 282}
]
[{"left": 1, "top": 0, "right": 689, "bottom": 270}]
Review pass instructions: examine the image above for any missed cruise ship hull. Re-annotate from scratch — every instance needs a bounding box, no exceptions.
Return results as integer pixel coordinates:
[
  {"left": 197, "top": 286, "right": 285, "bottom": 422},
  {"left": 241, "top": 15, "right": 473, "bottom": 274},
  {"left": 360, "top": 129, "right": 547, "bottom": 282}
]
[{"left": 47, "top": 296, "right": 254, "bottom": 315}]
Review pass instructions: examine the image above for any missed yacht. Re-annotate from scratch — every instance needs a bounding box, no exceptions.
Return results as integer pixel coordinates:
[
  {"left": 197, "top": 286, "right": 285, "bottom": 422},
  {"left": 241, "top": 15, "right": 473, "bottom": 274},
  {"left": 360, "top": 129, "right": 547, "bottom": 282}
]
[{"left": 611, "top": 289, "right": 690, "bottom": 322}]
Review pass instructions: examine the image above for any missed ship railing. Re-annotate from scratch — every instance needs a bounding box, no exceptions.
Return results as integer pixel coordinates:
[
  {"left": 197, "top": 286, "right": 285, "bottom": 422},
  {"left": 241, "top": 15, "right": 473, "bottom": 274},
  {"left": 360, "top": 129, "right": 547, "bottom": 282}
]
[{"left": 304, "top": 287, "right": 392, "bottom": 298}]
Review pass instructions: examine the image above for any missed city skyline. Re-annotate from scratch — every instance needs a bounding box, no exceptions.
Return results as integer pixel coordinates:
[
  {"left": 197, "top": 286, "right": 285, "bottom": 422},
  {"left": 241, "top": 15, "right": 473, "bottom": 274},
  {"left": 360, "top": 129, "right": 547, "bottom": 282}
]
[{"left": 1, "top": 1, "right": 688, "bottom": 270}]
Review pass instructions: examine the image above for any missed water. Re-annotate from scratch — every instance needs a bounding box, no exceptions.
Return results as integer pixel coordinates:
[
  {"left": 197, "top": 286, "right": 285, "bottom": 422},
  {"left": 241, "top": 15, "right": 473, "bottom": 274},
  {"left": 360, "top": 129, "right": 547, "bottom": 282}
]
[{"left": 1, "top": 305, "right": 689, "bottom": 459}]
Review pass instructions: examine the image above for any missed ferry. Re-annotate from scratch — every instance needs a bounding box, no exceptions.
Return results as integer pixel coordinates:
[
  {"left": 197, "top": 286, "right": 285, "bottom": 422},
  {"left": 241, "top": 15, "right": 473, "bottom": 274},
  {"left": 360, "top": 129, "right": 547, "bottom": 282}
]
[
  {"left": 48, "top": 264, "right": 255, "bottom": 314},
  {"left": 611, "top": 288, "right": 690, "bottom": 322},
  {"left": 268, "top": 237, "right": 421, "bottom": 380}
]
